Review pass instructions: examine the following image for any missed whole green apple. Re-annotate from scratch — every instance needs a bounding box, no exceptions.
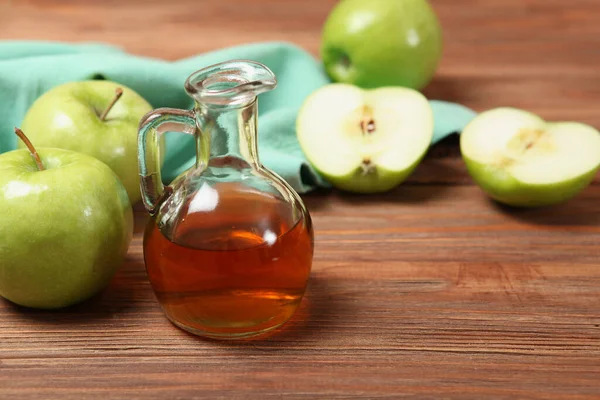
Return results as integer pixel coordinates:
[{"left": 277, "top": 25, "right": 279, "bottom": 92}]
[
  {"left": 0, "top": 137, "right": 133, "bottom": 309},
  {"left": 460, "top": 108, "right": 600, "bottom": 207},
  {"left": 297, "top": 83, "right": 433, "bottom": 193},
  {"left": 321, "top": 0, "right": 443, "bottom": 90},
  {"left": 20, "top": 80, "right": 154, "bottom": 204}
]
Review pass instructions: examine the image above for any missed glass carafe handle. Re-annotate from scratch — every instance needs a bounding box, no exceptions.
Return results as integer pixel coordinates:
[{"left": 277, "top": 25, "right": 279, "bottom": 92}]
[{"left": 138, "top": 108, "right": 196, "bottom": 215}]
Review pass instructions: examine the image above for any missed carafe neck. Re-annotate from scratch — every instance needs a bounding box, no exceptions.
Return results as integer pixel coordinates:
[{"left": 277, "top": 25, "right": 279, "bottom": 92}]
[
  {"left": 183, "top": 60, "right": 276, "bottom": 172},
  {"left": 195, "top": 99, "right": 259, "bottom": 168}
]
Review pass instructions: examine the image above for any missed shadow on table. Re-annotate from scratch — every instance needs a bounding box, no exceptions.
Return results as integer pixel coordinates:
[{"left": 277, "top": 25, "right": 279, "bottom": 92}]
[
  {"left": 301, "top": 137, "right": 467, "bottom": 210},
  {"left": 303, "top": 181, "right": 454, "bottom": 211},
  {"left": 0, "top": 254, "right": 148, "bottom": 324},
  {"left": 188, "top": 272, "right": 351, "bottom": 349},
  {"left": 489, "top": 191, "right": 600, "bottom": 227}
]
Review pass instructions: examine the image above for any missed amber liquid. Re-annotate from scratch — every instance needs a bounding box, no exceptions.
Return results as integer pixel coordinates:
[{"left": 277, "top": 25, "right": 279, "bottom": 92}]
[{"left": 143, "top": 184, "right": 313, "bottom": 339}]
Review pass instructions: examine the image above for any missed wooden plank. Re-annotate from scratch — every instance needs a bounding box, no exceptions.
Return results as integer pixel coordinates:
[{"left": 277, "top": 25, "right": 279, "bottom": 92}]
[
  {"left": 1, "top": 185, "right": 600, "bottom": 398},
  {"left": 0, "top": 0, "right": 599, "bottom": 398}
]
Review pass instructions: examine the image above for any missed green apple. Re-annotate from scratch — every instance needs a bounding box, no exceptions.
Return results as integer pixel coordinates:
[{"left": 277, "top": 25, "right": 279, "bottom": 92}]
[
  {"left": 297, "top": 83, "right": 433, "bottom": 193},
  {"left": 0, "top": 130, "right": 133, "bottom": 309},
  {"left": 321, "top": 0, "right": 443, "bottom": 90},
  {"left": 20, "top": 80, "right": 154, "bottom": 204},
  {"left": 460, "top": 108, "right": 600, "bottom": 207}
]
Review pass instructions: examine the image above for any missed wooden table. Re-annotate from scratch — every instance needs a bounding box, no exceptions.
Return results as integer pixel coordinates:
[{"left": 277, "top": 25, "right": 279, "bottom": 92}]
[{"left": 1, "top": 1, "right": 599, "bottom": 398}]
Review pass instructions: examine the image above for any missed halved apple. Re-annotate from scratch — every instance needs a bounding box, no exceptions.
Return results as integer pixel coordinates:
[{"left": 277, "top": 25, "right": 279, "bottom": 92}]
[
  {"left": 296, "top": 83, "right": 433, "bottom": 193},
  {"left": 460, "top": 107, "right": 600, "bottom": 207}
]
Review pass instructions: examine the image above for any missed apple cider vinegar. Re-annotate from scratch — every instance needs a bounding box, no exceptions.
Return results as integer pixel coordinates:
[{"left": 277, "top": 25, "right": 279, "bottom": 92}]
[
  {"left": 138, "top": 60, "right": 314, "bottom": 339},
  {"left": 143, "top": 185, "right": 313, "bottom": 339}
]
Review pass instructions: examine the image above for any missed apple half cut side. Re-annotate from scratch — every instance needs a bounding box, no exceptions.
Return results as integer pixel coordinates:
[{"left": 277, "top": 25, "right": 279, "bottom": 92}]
[
  {"left": 460, "top": 108, "right": 600, "bottom": 207},
  {"left": 297, "top": 84, "right": 434, "bottom": 193}
]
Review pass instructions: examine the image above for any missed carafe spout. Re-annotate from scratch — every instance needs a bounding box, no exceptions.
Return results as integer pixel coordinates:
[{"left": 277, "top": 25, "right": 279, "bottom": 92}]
[{"left": 184, "top": 60, "right": 277, "bottom": 107}]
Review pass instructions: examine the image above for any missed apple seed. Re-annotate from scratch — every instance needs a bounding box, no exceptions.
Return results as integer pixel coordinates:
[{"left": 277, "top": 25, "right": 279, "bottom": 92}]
[{"left": 359, "top": 105, "right": 376, "bottom": 135}]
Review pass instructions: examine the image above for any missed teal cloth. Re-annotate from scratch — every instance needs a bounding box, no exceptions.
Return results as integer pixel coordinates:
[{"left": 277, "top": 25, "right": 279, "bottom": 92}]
[{"left": 0, "top": 41, "right": 476, "bottom": 193}]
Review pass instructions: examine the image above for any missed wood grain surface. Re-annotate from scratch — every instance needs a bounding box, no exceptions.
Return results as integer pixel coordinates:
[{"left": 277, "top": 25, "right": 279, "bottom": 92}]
[{"left": 1, "top": 0, "right": 600, "bottom": 399}]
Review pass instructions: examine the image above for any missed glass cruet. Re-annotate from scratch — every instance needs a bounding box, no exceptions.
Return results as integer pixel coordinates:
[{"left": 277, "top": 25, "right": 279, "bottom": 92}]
[{"left": 137, "top": 60, "right": 314, "bottom": 340}]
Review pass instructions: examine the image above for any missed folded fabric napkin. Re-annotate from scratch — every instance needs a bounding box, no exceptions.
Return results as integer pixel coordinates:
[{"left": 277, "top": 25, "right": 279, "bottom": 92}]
[{"left": 0, "top": 41, "right": 476, "bottom": 193}]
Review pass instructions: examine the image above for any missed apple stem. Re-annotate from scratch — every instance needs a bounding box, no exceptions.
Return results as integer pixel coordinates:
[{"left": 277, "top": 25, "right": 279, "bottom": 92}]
[
  {"left": 99, "top": 87, "right": 124, "bottom": 121},
  {"left": 14, "top": 128, "right": 45, "bottom": 171}
]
